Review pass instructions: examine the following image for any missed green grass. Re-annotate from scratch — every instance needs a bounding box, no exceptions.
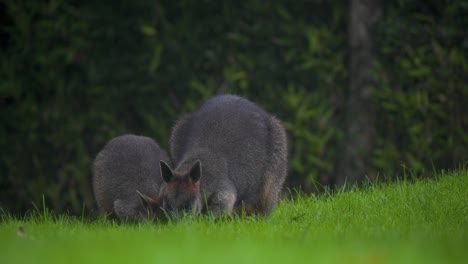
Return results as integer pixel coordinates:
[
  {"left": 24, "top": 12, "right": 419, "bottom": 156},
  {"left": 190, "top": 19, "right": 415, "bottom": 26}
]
[{"left": 1, "top": 171, "right": 467, "bottom": 264}]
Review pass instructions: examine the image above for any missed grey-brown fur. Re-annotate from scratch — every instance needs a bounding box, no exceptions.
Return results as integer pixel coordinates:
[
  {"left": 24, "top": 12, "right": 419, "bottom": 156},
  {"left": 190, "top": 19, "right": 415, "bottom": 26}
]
[
  {"left": 92, "top": 134, "right": 169, "bottom": 220},
  {"left": 160, "top": 94, "right": 288, "bottom": 216}
]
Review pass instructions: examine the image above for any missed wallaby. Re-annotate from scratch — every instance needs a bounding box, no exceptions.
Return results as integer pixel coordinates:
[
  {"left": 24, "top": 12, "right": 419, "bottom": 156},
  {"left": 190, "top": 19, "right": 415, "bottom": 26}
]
[
  {"left": 92, "top": 134, "right": 170, "bottom": 221},
  {"left": 159, "top": 94, "right": 288, "bottom": 217}
]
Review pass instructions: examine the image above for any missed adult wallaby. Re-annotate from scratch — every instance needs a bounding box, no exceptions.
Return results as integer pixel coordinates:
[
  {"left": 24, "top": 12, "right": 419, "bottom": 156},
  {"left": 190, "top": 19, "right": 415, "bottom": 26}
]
[
  {"left": 92, "top": 134, "right": 170, "bottom": 221},
  {"left": 159, "top": 94, "right": 288, "bottom": 217}
]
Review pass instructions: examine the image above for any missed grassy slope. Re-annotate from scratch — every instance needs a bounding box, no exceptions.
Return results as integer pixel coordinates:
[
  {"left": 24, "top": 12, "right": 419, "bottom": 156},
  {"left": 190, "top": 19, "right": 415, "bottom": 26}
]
[{"left": 0, "top": 171, "right": 466, "bottom": 264}]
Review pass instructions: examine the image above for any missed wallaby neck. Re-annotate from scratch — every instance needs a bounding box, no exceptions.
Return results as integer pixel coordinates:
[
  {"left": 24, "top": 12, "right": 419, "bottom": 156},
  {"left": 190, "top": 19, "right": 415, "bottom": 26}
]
[{"left": 176, "top": 147, "right": 226, "bottom": 175}]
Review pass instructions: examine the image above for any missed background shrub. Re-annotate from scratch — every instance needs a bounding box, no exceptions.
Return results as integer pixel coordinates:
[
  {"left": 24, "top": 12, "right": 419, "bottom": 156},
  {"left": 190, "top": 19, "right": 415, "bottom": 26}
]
[{"left": 0, "top": 0, "right": 466, "bottom": 214}]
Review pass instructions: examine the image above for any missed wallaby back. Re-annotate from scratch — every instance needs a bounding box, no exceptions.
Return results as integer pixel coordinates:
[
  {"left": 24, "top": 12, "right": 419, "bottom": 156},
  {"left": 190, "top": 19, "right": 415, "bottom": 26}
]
[
  {"left": 161, "top": 94, "right": 288, "bottom": 216},
  {"left": 92, "top": 134, "right": 169, "bottom": 221}
]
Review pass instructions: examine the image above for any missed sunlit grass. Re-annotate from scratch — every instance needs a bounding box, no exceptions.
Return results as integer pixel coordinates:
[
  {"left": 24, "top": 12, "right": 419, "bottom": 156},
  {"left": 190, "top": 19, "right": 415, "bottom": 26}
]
[{"left": 0, "top": 170, "right": 466, "bottom": 264}]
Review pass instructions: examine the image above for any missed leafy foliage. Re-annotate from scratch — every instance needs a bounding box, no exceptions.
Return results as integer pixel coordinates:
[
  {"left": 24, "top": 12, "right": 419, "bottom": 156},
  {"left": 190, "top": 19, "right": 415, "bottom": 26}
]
[
  {"left": 373, "top": 0, "right": 468, "bottom": 176},
  {"left": 0, "top": 0, "right": 466, "bottom": 214}
]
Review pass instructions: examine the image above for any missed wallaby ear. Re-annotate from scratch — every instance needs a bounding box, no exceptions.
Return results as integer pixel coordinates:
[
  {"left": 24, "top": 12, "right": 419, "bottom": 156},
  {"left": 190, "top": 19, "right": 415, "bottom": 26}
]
[
  {"left": 190, "top": 160, "right": 202, "bottom": 183},
  {"left": 136, "top": 190, "right": 156, "bottom": 209},
  {"left": 160, "top": 160, "right": 174, "bottom": 183}
]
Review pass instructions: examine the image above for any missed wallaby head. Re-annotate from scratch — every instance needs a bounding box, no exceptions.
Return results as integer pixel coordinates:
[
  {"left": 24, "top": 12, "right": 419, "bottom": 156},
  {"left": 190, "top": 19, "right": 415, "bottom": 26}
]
[
  {"left": 159, "top": 160, "right": 202, "bottom": 216},
  {"left": 136, "top": 190, "right": 162, "bottom": 220}
]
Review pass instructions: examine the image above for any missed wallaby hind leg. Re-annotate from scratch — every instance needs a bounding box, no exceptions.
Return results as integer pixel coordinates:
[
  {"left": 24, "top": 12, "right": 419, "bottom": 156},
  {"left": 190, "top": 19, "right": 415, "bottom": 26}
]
[
  {"left": 114, "top": 199, "right": 141, "bottom": 221},
  {"left": 256, "top": 175, "right": 281, "bottom": 215},
  {"left": 256, "top": 116, "right": 288, "bottom": 216}
]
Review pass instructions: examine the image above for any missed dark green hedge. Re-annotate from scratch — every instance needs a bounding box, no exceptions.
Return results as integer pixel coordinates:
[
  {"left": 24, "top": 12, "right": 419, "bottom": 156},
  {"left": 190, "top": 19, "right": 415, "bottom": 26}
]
[
  {"left": 0, "top": 0, "right": 466, "bottom": 214},
  {"left": 373, "top": 0, "right": 468, "bottom": 176}
]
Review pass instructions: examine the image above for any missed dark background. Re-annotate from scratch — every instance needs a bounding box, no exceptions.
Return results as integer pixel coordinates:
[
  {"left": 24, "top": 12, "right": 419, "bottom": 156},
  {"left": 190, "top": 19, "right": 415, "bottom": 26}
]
[{"left": 0, "top": 0, "right": 466, "bottom": 215}]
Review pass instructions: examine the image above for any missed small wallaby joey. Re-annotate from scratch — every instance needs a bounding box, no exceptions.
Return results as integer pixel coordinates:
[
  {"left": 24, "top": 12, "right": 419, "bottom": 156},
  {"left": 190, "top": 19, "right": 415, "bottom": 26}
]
[
  {"left": 92, "top": 134, "right": 170, "bottom": 221},
  {"left": 159, "top": 94, "right": 288, "bottom": 217}
]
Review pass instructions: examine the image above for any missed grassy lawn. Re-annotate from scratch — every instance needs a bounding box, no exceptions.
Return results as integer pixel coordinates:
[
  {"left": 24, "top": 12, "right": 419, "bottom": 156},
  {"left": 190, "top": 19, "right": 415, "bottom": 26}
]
[{"left": 0, "top": 171, "right": 466, "bottom": 264}]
